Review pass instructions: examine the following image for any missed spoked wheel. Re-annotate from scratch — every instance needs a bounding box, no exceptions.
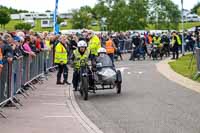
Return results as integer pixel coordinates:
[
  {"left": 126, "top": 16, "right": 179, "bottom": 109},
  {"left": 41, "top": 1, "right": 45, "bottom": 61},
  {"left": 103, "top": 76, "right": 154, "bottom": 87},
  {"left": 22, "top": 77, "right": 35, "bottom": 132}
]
[
  {"left": 81, "top": 77, "right": 88, "bottom": 100},
  {"left": 79, "top": 86, "right": 83, "bottom": 96},
  {"left": 117, "top": 82, "right": 121, "bottom": 94},
  {"left": 116, "top": 70, "right": 122, "bottom": 94}
]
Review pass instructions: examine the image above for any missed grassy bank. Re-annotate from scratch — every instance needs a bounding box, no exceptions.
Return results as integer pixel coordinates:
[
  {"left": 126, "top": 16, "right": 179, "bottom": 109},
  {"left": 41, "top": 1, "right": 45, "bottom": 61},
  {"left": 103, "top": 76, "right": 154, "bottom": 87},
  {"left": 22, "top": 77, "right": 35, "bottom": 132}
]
[
  {"left": 169, "top": 54, "right": 200, "bottom": 82},
  {"left": 2, "top": 19, "right": 200, "bottom": 32},
  {"left": 3, "top": 19, "right": 99, "bottom": 32}
]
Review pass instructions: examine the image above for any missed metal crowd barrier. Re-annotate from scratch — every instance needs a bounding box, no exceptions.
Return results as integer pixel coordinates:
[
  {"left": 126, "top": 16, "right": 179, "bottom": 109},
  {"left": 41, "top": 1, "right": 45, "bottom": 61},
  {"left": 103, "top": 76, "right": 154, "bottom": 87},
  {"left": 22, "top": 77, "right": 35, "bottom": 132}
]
[
  {"left": 0, "top": 63, "right": 9, "bottom": 104},
  {"left": 0, "top": 51, "right": 55, "bottom": 118},
  {"left": 195, "top": 48, "right": 200, "bottom": 80},
  {"left": 119, "top": 39, "right": 132, "bottom": 53}
]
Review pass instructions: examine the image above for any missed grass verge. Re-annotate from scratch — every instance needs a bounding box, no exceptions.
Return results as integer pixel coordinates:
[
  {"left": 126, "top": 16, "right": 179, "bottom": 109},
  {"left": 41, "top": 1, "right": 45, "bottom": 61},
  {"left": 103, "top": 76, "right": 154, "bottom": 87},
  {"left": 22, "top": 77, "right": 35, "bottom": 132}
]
[{"left": 169, "top": 54, "right": 200, "bottom": 82}]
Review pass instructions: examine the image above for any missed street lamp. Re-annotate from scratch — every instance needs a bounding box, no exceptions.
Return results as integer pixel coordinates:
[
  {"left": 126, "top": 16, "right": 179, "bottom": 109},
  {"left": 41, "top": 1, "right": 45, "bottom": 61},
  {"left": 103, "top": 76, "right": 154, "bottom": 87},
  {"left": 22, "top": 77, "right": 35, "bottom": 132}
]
[{"left": 181, "top": 0, "right": 185, "bottom": 55}]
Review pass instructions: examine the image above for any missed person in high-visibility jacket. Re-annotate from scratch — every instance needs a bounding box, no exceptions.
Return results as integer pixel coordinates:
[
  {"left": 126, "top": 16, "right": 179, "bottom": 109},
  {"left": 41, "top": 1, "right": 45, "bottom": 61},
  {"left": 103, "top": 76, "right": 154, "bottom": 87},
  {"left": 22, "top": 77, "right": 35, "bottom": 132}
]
[
  {"left": 87, "top": 31, "right": 101, "bottom": 61},
  {"left": 153, "top": 34, "right": 162, "bottom": 46},
  {"left": 54, "top": 35, "right": 70, "bottom": 85},
  {"left": 71, "top": 40, "right": 90, "bottom": 91},
  {"left": 105, "top": 36, "right": 116, "bottom": 64},
  {"left": 171, "top": 31, "right": 181, "bottom": 59}
]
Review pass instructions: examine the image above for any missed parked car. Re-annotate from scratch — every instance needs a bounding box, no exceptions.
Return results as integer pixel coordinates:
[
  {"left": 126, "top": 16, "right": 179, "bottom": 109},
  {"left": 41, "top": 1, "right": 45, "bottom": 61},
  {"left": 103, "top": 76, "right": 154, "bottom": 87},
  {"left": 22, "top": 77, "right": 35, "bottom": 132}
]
[
  {"left": 91, "top": 22, "right": 98, "bottom": 26},
  {"left": 60, "top": 21, "right": 67, "bottom": 27}
]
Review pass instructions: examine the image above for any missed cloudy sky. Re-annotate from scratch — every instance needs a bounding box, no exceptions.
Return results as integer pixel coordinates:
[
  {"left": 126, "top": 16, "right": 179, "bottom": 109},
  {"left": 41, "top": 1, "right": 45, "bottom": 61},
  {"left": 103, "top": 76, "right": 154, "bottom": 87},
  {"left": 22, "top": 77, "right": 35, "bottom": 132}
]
[{"left": 0, "top": 0, "right": 199, "bottom": 13}]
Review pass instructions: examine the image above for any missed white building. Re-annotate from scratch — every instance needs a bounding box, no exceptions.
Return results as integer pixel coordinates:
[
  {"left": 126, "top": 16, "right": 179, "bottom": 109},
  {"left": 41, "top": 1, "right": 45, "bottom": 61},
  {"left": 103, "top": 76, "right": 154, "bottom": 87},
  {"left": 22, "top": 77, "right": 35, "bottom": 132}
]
[
  {"left": 10, "top": 14, "right": 21, "bottom": 20},
  {"left": 41, "top": 19, "right": 53, "bottom": 28}
]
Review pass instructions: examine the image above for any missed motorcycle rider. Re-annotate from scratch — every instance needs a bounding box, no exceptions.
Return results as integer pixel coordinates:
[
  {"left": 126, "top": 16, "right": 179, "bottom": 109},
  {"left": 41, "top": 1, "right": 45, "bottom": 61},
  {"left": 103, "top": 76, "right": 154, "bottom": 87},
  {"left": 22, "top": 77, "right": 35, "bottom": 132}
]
[
  {"left": 161, "top": 33, "right": 170, "bottom": 57},
  {"left": 153, "top": 33, "right": 161, "bottom": 47},
  {"left": 72, "top": 40, "right": 90, "bottom": 91},
  {"left": 95, "top": 47, "right": 114, "bottom": 70}
]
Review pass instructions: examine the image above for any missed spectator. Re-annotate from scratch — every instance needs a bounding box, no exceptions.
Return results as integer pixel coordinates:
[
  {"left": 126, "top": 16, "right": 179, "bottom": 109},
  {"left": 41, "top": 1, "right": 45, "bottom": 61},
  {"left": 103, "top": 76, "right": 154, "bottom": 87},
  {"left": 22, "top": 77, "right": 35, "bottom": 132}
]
[
  {"left": 2, "top": 33, "right": 14, "bottom": 64},
  {"left": 13, "top": 37, "right": 23, "bottom": 60},
  {"left": 0, "top": 37, "right": 3, "bottom": 74},
  {"left": 22, "top": 36, "right": 36, "bottom": 56}
]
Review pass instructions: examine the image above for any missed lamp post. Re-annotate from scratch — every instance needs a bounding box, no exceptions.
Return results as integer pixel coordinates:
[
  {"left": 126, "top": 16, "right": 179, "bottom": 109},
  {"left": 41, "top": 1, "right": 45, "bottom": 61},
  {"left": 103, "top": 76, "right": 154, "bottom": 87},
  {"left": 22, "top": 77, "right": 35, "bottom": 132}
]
[{"left": 181, "top": 0, "right": 185, "bottom": 55}]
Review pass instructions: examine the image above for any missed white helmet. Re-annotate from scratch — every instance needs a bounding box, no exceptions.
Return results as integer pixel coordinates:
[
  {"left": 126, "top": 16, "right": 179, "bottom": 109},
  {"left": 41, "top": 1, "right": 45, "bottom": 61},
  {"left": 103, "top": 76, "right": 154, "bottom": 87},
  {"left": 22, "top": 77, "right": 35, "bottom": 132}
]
[
  {"left": 98, "top": 47, "right": 107, "bottom": 53},
  {"left": 77, "top": 40, "right": 87, "bottom": 47}
]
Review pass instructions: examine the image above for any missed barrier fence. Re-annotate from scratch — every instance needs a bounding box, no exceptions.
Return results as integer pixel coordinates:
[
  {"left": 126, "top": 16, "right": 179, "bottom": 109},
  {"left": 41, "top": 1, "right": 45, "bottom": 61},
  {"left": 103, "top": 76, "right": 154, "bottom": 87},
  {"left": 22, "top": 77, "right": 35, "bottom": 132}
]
[
  {"left": 195, "top": 48, "right": 200, "bottom": 79},
  {"left": 0, "top": 50, "right": 55, "bottom": 111},
  {"left": 119, "top": 39, "right": 132, "bottom": 53}
]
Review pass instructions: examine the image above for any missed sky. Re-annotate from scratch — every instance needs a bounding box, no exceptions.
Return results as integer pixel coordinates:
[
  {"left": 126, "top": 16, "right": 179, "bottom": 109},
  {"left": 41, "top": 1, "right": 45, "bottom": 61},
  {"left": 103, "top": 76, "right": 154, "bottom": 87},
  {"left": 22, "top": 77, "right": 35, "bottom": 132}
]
[{"left": 0, "top": 0, "right": 199, "bottom": 13}]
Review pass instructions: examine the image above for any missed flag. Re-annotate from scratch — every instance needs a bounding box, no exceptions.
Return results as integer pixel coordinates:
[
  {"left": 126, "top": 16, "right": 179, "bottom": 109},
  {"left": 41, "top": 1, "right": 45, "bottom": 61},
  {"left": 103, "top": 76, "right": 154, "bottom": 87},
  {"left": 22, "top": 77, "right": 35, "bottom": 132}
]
[{"left": 53, "top": 0, "right": 59, "bottom": 34}]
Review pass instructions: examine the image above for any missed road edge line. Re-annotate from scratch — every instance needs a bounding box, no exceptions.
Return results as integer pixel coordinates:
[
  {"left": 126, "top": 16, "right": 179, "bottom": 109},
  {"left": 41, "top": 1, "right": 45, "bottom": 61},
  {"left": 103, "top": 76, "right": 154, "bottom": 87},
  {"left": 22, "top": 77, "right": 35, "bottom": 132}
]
[
  {"left": 156, "top": 58, "right": 200, "bottom": 93},
  {"left": 66, "top": 86, "right": 104, "bottom": 133}
]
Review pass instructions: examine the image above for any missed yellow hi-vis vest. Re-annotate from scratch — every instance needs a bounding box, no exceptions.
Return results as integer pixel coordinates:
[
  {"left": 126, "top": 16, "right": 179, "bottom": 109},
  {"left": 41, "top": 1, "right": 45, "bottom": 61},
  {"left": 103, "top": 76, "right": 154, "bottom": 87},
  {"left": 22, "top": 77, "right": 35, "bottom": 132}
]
[
  {"left": 45, "top": 40, "right": 51, "bottom": 59},
  {"left": 153, "top": 37, "right": 161, "bottom": 45},
  {"left": 88, "top": 35, "right": 101, "bottom": 56},
  {"left": 172, "top": 35, "right": 182, "bottom": 46},
  {"left": 54, "top": 42, "right": 68, "bottom": 64},
  {"left": 73, "top": 49, "right": 90, "bottom": 69},
  {"left": 176, "top": 35, "right": 182, "bottom": 45}
]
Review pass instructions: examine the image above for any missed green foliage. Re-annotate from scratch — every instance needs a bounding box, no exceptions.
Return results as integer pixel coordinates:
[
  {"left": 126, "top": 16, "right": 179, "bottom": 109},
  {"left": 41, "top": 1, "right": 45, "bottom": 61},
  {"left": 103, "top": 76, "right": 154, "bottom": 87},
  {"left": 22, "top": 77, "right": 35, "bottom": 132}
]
[
  {"left": 191, "top": 2, "right": 200, "bottom": 14},
  {"left": 0, "top": 5, "right": 28, "bottom": 14},
  {"left": 14, "top": 23, "right": 32, "bottom": 31},
  {"left": 57, "top": 17, "right": 64, "bottom": 24},
  {"left": 149, "top": 0, "right": 181, "bottom": 30},
  {"left": 197, "top": 7, "right": 200, "bottom": 16},
  {"left": 71, "top": 6, "right": 93, "bottom": 29},
  {"left": 0, "top": 9, "right": 11, "bottom": 29},
  {"left": 128, "top": 0, "right": 149, "bottom": 30}
]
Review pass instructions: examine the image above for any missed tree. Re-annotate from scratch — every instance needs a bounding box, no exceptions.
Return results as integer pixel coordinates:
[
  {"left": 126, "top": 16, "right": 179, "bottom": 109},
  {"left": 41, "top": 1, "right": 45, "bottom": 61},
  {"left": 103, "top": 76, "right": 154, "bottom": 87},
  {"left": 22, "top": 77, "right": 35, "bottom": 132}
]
[
  {"left": 129, "top": 0, "right": 149, "bottom": 30},
  {"left": 15, "top": 23, "right": 32, "bottom": 31},
  {"left": 57, "top": 16, "right": 64, "bottom": 24},
  {"left": 197, "top": 7, "right": 200, "bottom": 16},
  {"left": 0, "top": 5, "right": 28, "bottom": 14},
  {"left": 191, "top": 2, "right": 200, "bottom": 14},
  {"left": 109, "top": 0, "right": 129, "bottom": 31},
  {"left": 0, "top": 9, "right": 11, "bottom": 29},
  {"left": 71, "top": 6, "right": 93, "bottom": 29},
  {"left": 149, "top": 0, "right": 181, "bottom": 30}
]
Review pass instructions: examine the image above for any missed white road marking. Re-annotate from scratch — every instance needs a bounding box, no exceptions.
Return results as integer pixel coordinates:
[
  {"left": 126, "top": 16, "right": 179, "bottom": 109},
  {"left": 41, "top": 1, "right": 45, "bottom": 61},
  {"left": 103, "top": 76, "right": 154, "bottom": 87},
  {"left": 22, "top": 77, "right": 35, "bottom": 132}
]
[
  {"left": 116, "top": 67, "right": 128, "bottom": 73},
  {"left": 42, "top": 103, "right": 66, "bottom": 106},
  {"left": 138, "top": 72, "right": 143, "bottom": 74},
  {"left": 43, "top": 115, "right": 73, "bottom": 118},
  {"left": 127, "top": 72, "right": 132, "bottom": 75},
  {"left": 39, "top": 94, "right": 65, "bottom": 97}
]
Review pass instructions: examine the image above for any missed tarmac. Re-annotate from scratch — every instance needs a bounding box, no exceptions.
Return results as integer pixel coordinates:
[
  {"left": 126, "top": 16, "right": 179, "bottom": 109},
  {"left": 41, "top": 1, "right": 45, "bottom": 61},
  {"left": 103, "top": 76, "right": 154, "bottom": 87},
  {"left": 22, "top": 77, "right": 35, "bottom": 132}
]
[
  {"left": 0, "top": 71, "right": 103, "bottom": 133},
  {"left": 0, "top": 57, "right": 199, "bottom": 133},
  {"left": 156, "top": 58, "right": 200, "bottom": 93}
]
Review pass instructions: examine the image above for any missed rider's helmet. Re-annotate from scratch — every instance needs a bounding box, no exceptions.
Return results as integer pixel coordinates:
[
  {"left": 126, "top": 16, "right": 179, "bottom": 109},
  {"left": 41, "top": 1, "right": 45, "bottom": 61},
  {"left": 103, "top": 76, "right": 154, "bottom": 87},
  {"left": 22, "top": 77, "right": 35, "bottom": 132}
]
[
  {"left": 155, "top": 33, "right": 159, "bottom": 37},
  {"left": 98, "top": 47, "right": 107, "bottom": 54},
  {"left": 98, "top": 47, "right": 107, "bottom": 57},
  {"left": 78, "top": 40, "right": 87, "bottom": 48}
]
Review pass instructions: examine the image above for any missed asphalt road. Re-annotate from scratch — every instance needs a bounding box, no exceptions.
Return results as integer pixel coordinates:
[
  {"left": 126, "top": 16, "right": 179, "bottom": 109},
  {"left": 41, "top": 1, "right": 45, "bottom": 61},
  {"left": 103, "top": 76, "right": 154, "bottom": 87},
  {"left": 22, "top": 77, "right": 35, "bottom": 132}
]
[{"left": 75, "top": 57, "right": 200, "bottom": 133}]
